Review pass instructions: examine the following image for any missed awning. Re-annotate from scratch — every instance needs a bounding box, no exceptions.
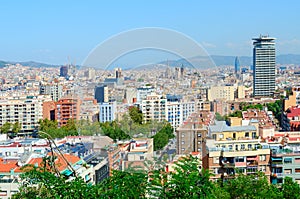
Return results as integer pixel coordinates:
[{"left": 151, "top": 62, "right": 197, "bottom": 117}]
[
  {"left": 271, "top": 157, "right": 282, "bottom": 161},
  {"left": 247, "top": 157, "right": 258, "bottom": 161},
  {"left": 62, "top": 169, "right": 73, "bottom": 176}
]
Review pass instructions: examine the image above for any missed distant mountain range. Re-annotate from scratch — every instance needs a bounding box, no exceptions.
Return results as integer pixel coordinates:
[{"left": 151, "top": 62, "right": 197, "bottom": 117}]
[
  {"left": 158, "top": 54, "right": 300, "bottom": 68},
  {"left": 1, "top": 54, "right": 300, "bottom": 69},
  {"left": 0, "top": 60, "right": 59, "bottom": 68}
]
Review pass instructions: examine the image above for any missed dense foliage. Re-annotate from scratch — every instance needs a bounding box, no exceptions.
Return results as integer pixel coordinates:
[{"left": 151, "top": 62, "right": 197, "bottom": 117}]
[
  {"left": 228, "top": 110, "right": 243, "bottom": 118},
  {"left": 39, "top": 119, "right": 79, "bottom": 138},
  {"left": 215, "top": 112, "right": 225, "bottom": 121},
  {"left": 240, "top": 103, "right": 264, "bottom": 111},
  {"left": 152, "top": 123, "right": 174, "bottom": 150},
  {"left": 38, "top": 117, "right": 173, "bottom": 151},
  {"left": 99, "top": 121, "right": 130, "bottom": 141},
  {"left": 267, "top": 100, "right": 283, "bottom": 123},
  {"left": 128, "top": 106, "right": 143, "bottom": 124},
  {"left": 12, "top": 156, "right": 300, "bottom": 199}
]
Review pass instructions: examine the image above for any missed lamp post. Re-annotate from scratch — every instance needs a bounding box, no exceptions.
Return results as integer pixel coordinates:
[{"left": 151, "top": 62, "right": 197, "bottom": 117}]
[{"left": 38, "top": 131, "right": 77, "bottom": 177}]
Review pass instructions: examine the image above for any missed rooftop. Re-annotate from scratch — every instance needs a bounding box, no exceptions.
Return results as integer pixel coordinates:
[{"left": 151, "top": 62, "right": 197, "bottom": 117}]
[{"left": 209, "top": 121, "right": 256, "bottom": 133}]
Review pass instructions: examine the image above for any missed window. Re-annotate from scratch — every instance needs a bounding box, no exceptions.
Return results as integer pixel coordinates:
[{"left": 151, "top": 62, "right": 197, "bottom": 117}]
[
  {"left": 181, "top": 133, "right": 185, "bottom": 138},
  {"left": 295, "top": 168, "right": 300, "bottom": 173},
  {"left": 0, "top": 190, "right": 7, "bottom": 196},
  {"left": 219, "top": 134, "right": 224, "bottom": 139},
  {"left": 235, "top": 145, "right": 239, "bottom": 151},
  {"left": 229, "top": 145, "right": 233, "bottom": 150},
  {"left": 212, "top": 134, "right": 216, "bottom": 140},
  {"left": 235, "top": 156, "right": 245, "bottom": 162},
  {"left": 284, "top": 169, "right": 292, "bottom": 174},
  {"left": 198, "top": 133, "right": 201, "bottom": 137},
  {"left": 241, "top": 144, "right": 245, "bottom": 150},
  {"left": 248, "top": 144, "right": 252, "bottom": 150},
  {"left": 252, "top": 132, "right": 257, "bottom": 139},
  {"left": 284, "top": 158, "right": 292, "bottom": 164},
  {"left": 260, "top": 155, "right": 266, "bottom": 161},
  {"left": 181, "top": 141, "right": 185, "bottom": 145},
  {"left": 237, "top": 168, "right": 246, "bottom": 173},
  {"left": 260, "top": 165, "right": 266, "bottom": 172},
  {"left": 245, "top": 132, "right": 249, "bottom": 138},
  {"left": 181, "top": 148, "right": 185, "bottom": 151},
  {"left": 213, "top": 157, "right": 219, "bottom": 164}
]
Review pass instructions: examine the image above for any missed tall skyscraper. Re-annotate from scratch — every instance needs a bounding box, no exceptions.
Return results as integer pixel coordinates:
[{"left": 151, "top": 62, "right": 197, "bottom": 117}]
[
  {"left": 115, "top": 68, "right": 122, "bottom": 79},
  {"left": 252, "top": 35, "right": 276, "bottom": 97},
  {"left": 95, "top": 85, "right": 108, "bottom": 103},
  {"left": 60, "top": 66, "right": 68, "bottom": 77},
  {"left": 234, "top": 56, "right": 240, "bottom": 74}
]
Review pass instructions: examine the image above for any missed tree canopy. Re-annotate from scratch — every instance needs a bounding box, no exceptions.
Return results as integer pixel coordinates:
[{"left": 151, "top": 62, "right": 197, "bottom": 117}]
[
  {"left": 128, "top": 106, "right": 143, "bottom": 124},
  {"left": 12, "top": 155, "right": 300, "bottom": 199},
  {"left": 152, "top": 123, "right": 174, "bottom": 151}
]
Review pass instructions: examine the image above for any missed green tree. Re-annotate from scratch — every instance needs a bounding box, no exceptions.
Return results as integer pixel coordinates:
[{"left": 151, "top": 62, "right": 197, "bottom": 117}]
[
  {"left": 13, "top": 166, "right": 99, "bottom": 199},
  {"left": 38, "top": 119, "right": 58, "bottom": 132},
  {"left": 241, "top": 103, "right": 264, "bottom": 111},
  {"left": 223, "top": 172, "right": 281, "bottom": 199},
  {"left": 62, "top": 119, "right": 78, "bottom": 135},
  {"left": 129, "top": 106, "right": 143, "bottom": 124},
  {"left": 1, "top": 122, "right": 11, "bottom": 134},
  {"left": 100, "top": 121, "right": 130, "bottom": 141},
  {"left": 152, "top": 123, "right": 174, "bottom": 151},
  {"left": 149, "top": 155, "right": 223, "bottom": 198},
  {"left": 12, "top": 121, "right": 21, "bottom": 134},
  {"left": 215, "top": 112, "right": 225, "bottom": 121},
  {"left": 97, "top": 170, "right": 148, "bottom": 198},
  {"left": 267, "top": 100, "right": 283, "bottom": 121},
  {"left": 229, "top": 110, "right": 243, "bottom": 118},
  {"left": 282, "top": 177, "right": 300, "bottom": 199}
]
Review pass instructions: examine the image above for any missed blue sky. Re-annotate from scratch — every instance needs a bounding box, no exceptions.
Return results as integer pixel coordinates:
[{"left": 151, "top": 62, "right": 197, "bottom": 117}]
[{"left": 0, "top": 0, "right": 300, "bottom": 65}]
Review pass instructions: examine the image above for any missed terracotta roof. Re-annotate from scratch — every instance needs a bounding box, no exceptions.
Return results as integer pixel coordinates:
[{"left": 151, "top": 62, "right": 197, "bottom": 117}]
[
  {"left": 15, "top": 153, "right": 81, "bottom": 173},
  {"left": 0, "top": 158, "right": 18, "bottom": 173}
]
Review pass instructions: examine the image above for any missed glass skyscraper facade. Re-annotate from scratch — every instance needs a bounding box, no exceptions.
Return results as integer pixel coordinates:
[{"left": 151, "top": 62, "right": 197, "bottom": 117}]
[
  {"left": 253, "top": 35, "right": 276, "bottom": 97},
  {"left": 235, "top": 56, "right": 240, "bottom": 74}
]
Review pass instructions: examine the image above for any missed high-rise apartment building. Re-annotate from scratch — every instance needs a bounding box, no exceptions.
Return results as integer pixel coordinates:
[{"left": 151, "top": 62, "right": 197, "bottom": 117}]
[
  {"left": 55, "top": 97, "right": 81, "bottom": 127},
  {"left": 84, "top": 68, "right": 96, "bottom": 81},
  {"left": 141, "top": 94, "right": 167, "bottom": 123},
  {"left": 253, "top": 35, "right": 276, "bottom": 97},
  {"left": 0, "top": 95, "right": 51, "bottom": 133},
  {"left": 95, "top": 85, "right": 109, "bottom": 103},
  {"left": 99, "top": 101, "right": 116, "bottom": 123},
  {"left": 115, "top": 68, "right": 122, "bottom": 79},
  {"left": 235, "top": 56, "right": 240, "bottom": 74},
  {"left": 60, "top": 66, "right": 68, "bottom": 77},
  {"left": 40, "top": 83, "right": 63, "bottom": 102}
]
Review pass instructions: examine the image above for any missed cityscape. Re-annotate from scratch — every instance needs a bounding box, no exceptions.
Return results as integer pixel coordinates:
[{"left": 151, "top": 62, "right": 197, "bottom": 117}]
[{"left": 1, "top": 1, "right": 300, "bottom": 198}]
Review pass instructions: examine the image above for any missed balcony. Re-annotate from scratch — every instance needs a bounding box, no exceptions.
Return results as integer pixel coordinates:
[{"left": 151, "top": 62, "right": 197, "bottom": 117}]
[
  {"left": 271, "top": 162, "right": 283, "bottom": 167},
  {"left": 272, "top": 173, "right": 283, "bottom": 178},
  {"left": 247, "top": 161, "right": 258, "bottom": 167},
  {"left": 235, "top": 162, "right": 247, "bottom": 167},
  {"left": 246, "top": 167, "right": 258, "bottom": 174}
]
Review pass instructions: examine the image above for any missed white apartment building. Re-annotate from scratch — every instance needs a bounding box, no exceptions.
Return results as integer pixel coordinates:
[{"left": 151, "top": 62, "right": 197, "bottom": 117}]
[
  {"left": 99, "top": 101, "right": 117, "bottom": 123},
  {"left": 141, "top": 94, "right": 167, "bottom": 123},
  {"left": 40, "top": 83, "right": 63, "bottom": 102},
  {"left": 0, "top": 95, "right": 51, "bottom": 133},
  {"left": 207, "top": 85, "right": 235, "bottom": 101},
  {"left": 136, "top": 86, "right": 155, "bottom": 104},
  {"left": 167, "top": 101, "right": 195, "bottom": 129},
  {"left": 141, "top": 94, "right": 195, "bottom": 129}
]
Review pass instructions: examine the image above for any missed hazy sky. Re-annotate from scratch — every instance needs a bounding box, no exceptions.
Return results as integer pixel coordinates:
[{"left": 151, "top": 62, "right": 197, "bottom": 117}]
[{"left": 1, "top": 0, "right": 299, "bottom": 65}]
